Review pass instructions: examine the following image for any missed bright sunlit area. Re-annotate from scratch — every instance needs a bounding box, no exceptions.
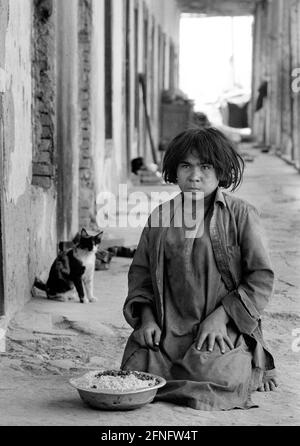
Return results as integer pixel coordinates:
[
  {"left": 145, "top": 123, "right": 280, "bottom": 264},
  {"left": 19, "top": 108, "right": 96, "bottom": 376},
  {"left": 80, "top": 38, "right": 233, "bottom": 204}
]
[{"left": 179, "top": 15, "right": 254, "bottom": 126}]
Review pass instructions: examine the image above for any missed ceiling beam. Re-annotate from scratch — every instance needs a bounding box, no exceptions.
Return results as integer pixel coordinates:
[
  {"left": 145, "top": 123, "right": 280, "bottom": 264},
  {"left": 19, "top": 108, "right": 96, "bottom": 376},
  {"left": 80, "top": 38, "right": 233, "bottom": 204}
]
[{"left": 176, "top": 0, "right": 259, "bottom": 16}]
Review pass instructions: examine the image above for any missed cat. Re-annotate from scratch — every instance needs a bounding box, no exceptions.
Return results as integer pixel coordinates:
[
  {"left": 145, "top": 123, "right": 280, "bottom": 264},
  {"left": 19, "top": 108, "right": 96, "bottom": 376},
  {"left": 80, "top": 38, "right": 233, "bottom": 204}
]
[
  {"left": 72, "top": 228, "right": 103, "bottom": 303},
  {"left": 34, "top": 228, "right": 103, "bottom": 303}
]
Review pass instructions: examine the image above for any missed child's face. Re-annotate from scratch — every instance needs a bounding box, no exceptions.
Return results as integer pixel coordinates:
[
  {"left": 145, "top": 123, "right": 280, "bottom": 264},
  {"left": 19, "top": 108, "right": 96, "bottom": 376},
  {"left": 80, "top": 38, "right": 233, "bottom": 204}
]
[{"left": 176, "top": 151, "right": 219, "bottom": 197}]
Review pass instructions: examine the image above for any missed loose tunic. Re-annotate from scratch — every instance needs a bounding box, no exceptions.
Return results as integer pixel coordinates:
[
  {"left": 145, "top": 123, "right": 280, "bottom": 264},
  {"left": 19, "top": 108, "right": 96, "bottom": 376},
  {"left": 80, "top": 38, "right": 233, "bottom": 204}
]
[
  {"left": 121, "top": 189, "right": 275, "bottom": 410},
  {"left": 162, "top": 192, "right": 228, "bottom": 362}
]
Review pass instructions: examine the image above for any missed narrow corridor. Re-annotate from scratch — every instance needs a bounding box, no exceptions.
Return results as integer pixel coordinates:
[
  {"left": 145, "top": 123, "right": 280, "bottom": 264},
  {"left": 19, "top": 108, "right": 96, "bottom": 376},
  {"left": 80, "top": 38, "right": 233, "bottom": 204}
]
[{"left": 0, "top": 145, "right": 299, "bottom": 425}]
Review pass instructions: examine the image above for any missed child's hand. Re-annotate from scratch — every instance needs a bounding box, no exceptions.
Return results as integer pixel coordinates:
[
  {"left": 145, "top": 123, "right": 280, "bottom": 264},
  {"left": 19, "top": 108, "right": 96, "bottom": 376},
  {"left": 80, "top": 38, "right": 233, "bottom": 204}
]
[
  {"left": 134, "top": 321, "right": 161, "bottom": 351},
  {"left": 134, "top": 304, "right": 161, "bottom": 351},
  {"left": 195, "top": 306, "right": 234, "bottom": 354}
]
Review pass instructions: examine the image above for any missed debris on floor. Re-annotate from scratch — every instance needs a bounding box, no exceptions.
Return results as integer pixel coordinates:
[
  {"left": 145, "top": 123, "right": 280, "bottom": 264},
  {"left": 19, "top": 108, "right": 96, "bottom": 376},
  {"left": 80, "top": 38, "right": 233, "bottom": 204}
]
[{"left": 107, "top": 246, "right": 137, "bottom": 258}]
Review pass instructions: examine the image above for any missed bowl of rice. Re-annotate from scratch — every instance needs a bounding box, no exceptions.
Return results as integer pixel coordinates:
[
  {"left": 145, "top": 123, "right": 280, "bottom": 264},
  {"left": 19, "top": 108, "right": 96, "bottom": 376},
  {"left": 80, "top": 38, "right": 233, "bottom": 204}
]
[{"left": 69, "top": 369, "right": 166, "bottom": 410}]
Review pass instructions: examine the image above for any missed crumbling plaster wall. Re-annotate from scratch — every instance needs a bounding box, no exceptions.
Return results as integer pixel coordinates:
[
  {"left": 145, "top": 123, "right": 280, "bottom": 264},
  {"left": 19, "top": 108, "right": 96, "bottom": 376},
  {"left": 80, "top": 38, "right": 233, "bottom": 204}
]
[
  {"left": 105, "top": 0, "right": 181, "bottom": 195},
  {"left": 251, "top": 0, "right": 300, "bottom": 168},
  {"left": 78, "top": 0, "right": 95, "bottom": 229},
  {"left": 111, "top": 0, "right": 126, "bottom": 194},
  {"left": 144, "top": 0, "right": 180, "bottom": 159},
  {"left": 89, "top": 0, "right": 121, "bottom": 199},
  {"left": 90, "top": 0, "right": 106, "bottom": 201},
  {"left": 145, "top": 0, "right": 180, "bottom": 48},
  {"left": 84, "top": 0, "right": 180, "bottom": 201},
  {"left": 0, "top": 0, "right": 56, "bottom": 320},
  {"left": 56, "top": 0, "right": 80, "bottom": 241}
]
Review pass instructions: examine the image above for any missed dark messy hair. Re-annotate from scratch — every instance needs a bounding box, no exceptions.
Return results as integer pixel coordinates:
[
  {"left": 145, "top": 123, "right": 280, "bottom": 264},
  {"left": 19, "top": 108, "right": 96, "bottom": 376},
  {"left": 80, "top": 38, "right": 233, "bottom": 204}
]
[{"left": 162, "top": 127, "right": 245, "bottom": 191}]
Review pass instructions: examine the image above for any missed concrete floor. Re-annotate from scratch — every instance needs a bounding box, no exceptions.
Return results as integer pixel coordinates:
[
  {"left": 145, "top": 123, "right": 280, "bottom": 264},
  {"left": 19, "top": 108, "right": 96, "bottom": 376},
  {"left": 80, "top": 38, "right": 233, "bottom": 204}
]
[{"left": 0, "top": 146, "right": 300, "bottom": 426}]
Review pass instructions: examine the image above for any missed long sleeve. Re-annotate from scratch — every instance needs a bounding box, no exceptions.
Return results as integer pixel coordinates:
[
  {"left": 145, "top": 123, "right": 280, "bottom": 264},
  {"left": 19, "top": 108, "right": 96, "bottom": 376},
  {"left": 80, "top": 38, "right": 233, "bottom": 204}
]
[
  {"left": 123, "top": 226, "right": 156, "bottom": 329},
  {"left": 222, "top": 206, "right": 275, "bottom": 335}
]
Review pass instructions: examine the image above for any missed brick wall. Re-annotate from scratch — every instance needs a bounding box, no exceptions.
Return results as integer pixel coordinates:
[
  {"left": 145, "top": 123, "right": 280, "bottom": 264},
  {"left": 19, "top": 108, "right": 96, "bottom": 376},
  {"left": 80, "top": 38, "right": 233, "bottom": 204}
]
[
  {"left": 78, "top": 0, "right": 96, "bottom": 230},
  {"left": 32, "top": 0, "right": 55, "bottom": 190}
]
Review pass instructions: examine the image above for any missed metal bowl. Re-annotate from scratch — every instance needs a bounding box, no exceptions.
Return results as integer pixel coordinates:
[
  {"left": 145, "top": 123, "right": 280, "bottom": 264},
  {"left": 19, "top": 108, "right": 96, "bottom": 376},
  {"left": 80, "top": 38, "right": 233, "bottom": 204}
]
[{"left": 69, "top": 370, "right": 166, "bottom": 410}]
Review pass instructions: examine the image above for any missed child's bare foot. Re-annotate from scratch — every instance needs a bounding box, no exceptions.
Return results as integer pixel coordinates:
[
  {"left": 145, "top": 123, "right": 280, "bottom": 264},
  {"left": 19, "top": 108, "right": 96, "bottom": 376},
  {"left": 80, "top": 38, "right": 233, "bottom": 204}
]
[{"left": 257, "top": 376, "right": 279, "bottom": 392}]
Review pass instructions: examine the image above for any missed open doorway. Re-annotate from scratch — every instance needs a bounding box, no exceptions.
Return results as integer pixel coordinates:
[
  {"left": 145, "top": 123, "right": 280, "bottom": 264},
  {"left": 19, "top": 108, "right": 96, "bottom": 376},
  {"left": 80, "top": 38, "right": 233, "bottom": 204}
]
[{"left": 179, "top": 15, "right": 253, "bottom": 130}]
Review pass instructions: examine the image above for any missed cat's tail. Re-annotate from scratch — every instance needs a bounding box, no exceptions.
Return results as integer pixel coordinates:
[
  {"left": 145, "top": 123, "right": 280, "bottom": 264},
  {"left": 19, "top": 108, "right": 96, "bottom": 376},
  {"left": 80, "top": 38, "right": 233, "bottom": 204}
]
[{"left": 33, "top": 277, "right": 47, "bottom": 292}]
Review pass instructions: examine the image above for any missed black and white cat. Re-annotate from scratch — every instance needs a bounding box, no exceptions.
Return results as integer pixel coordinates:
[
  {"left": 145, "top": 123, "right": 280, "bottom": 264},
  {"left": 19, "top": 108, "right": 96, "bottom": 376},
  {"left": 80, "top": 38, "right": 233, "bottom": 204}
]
[
  {"left": 72, "top": 228, "right": 103, "bottom": 303},
  {"left": 34, "top": 228, "right": 103, "bottom": 303}
]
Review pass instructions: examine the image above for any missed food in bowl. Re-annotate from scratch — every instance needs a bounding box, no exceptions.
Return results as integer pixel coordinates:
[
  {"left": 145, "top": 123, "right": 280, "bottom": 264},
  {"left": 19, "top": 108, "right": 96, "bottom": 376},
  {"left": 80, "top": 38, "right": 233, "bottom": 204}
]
[
  {"left": 69, "top": 369, "right": 166, "bottom": 410},
  {"left": 73, "top": 369, "right": 160, "bottom": 392}
]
